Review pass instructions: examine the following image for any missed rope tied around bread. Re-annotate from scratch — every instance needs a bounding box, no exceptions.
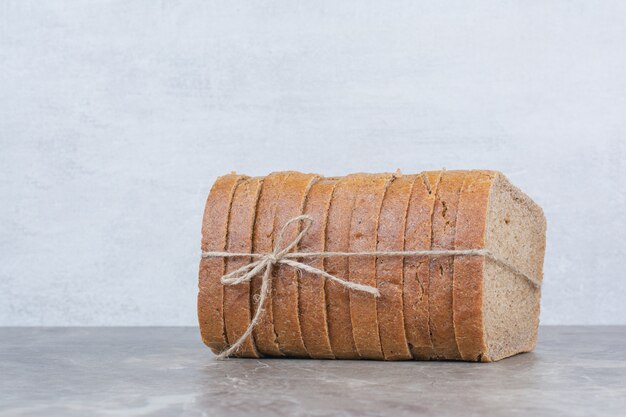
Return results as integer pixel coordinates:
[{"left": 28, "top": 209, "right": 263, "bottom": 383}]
[
  {"left": 203, "top": 215, "right": 379, "bottom": 359},
  {"left": 202, "top": 215, "right": 541, "bottom": 359}
]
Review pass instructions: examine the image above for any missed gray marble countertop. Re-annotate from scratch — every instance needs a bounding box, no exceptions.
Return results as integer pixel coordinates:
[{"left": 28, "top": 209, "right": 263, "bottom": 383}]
[{"left": 1, "top": 326, "right": 625, "bottom": 417}]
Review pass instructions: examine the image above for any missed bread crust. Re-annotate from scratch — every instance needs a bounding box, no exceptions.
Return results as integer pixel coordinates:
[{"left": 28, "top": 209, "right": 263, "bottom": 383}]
[
  {"left": 271, "top": 172, "right": 319, "bottom": 357},
  {"left": 201, "top": 170, "right": 545, "bottom": 361},
  {"left": 223, "top": 177, "right": 263, "bottom": 358},
  {"left": 452, "top": 171, "right": 495, "bottom": 361},
  {"left": 428, "top": 170, "right": 465, "bottom": 359},
  {"left": 250, "top": 172, "right": 288, "bottom": 357},
  {"left": 347, "top": 173, "right": 394, "bottom": 359},
  {"left": 299, "top": 178, "right": 338, "bottom": 359},
  {"left": 404, "top": 172, "right": 440, "bottom": 358},
  {"left": 325, "top": 176, "right": 359, "bottom": 359},
  {"left": 376, "top": 174, "right": 414, "bottom": 360},
  {"left": 198, "top": 174, "right": 247, "bottom": 354}
]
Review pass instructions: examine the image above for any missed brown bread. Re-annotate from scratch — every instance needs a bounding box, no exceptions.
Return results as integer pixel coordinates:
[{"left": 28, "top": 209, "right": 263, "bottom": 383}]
[
  {"left": 404, "top": 172, "right": 440, "bottom": 359},
  {"left": 453, "top": 171, "right": 546, "bottom": 361},
  {"left": 198, "top": 173, "right": 247, "bottom": 354},
  {"left": 325, "top": 175, "right": 360, "bottom": 359},
  {"left": 376, "top": 174, "right": 414, "bottom": 360},
  {"left": 199, "top": 170, "right": 546, "bottom": 361},
  {"left": 298, "top": 178, "right": 338, "bottom": 359},
  {"left": 223, "top": 177, "right": 263, "bottom": 358},
  {"left": 452, "top": 171, "right": 493, "bottom": 361},
  {"left": 347, "top": 173, "right": 394, "bottom": 360},
  {"left": 250, "top": 172, "right": 287, "bottom": 357},
  {"left": 427, "top": 170, "right": 465, "bottom": 360},
  {"left": 271, "top": 172, "right": 320, "bottom": 357}
]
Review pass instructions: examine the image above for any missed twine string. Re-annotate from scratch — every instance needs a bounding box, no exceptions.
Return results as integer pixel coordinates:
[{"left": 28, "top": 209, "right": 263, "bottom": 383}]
[{"left": 201, "top": 215, "right": 540, "bottom": 359}]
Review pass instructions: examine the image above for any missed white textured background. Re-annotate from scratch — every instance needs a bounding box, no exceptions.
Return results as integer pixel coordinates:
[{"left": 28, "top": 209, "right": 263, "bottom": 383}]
[{"left": 2, "top": 1, "right": 626, "bottom": 326}]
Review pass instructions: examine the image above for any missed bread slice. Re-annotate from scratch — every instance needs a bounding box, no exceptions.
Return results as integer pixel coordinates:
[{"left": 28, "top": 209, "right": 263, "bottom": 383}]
[
  {"left": 428, "top": 170, "right": 465, "bottom": 360},
  {"left": 325, "top": 175, "right": 360, "bottom": 359},
  {"left": 347, "top": 173, "right": 394, "bottom": 360},
  {"left": 403, "top": 172, "right": 441, "bottom": 359},
  {"left": 271, "top": 172, "right": 320, "bottom": 357},
  {"left": 250, "top": 172, "right": 288, "bottom": 357},
  {"left": 222, "top": 177, "right": 263, "bottom": 358},
  {"left": 299, "top": 178, "right": 338, "bottom": 359},
  {"left": 198, "top": 173, "right": 247, "bottom": 354},
  {"left": 453, "top": 171, "right": 546, "bottom": 361},
  {"left": 376, "top": 174, "right": 414, "bottom": 360}
]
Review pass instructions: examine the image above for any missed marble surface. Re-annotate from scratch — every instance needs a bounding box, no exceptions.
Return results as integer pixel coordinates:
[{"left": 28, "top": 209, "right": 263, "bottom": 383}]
[{"left": 1, "top": 327, "right": 625, "bottom": 417}]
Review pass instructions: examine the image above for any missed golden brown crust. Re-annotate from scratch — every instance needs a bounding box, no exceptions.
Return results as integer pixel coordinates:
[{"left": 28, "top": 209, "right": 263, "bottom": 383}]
[
  {"left": 223, "top": 177, "right": 263, "bottom": 358},
  {"left": 403, "top": 172, "right": 440, "bottom": 358},
  {"left": 428, "top": 170, "right": 465, "bottom": 359},
  {"left": 376, "top": 174, "right": 414, "bottom": 360},
  {"left": 453, "top": 171, "right": 495, "bottom": 361},
  {"left": 272, "top": 172, "right": 320, "bottom": 357},
  {"left": 198, "top": 174, "right": 247, "bottom": 354},
  {"left": 250, "top": 172, "right": 288, "bottom": 357},
  {"left": 201, "top": 170, "right": 544, "bottom": 362},
  {"left": 299, "top": 178, "right": 338, "bottom": 359},
  {"left": 325, "top": 176, "right": 359, "bottom": 359},
  {"left": 347, "top": 173, "right": 393, "bottom": 360}
]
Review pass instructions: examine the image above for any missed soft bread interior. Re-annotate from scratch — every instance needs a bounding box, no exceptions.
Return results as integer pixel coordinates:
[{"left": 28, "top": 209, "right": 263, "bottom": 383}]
[{"left": 483, "top": 173, "right": 546, "bottom": 361}]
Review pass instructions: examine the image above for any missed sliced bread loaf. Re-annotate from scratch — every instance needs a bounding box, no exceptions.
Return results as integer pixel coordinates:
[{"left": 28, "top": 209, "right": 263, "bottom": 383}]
[{"left": 200, "top": 170, "right": 546, "bottom": 361}]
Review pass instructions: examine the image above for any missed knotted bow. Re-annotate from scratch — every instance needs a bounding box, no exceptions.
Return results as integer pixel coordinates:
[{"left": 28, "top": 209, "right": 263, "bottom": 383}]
[
  {"left": 203, "top": 215, "right": 379, "bottom": 359},
  {"left": 219, "top": 215, "right": 380, "bottom": 294}
]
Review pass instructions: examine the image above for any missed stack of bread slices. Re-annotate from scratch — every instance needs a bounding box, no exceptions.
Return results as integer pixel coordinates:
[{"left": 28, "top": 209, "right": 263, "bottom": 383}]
[{"left": 198, "top": 170, "right": 546, "bottom": 362}]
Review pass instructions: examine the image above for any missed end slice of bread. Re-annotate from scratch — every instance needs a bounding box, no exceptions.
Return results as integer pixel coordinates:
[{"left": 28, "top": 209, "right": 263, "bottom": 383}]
[
  {"left": 453, "top": 171, "right": 546, "bottom": 362},
  {"left": 198, "top": 174, "right": 247, "bottom": 354},
  {"left": 223, "top": 177, "right": 263, "bottom": 358}
]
